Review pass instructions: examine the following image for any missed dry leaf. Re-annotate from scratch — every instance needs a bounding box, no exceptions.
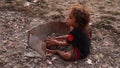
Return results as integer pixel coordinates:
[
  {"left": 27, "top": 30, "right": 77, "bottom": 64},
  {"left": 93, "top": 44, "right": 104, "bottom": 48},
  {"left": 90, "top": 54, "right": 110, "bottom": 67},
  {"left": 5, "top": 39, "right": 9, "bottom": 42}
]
[{"left": 0, "top": 46, "right": 7, "bottom": 52}]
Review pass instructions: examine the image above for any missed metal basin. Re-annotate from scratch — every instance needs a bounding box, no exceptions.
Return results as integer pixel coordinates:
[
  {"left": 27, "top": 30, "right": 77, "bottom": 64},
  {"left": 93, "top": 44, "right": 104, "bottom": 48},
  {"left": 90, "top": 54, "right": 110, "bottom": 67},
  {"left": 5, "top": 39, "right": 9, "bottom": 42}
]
[{"left": 28, "top": 21, "right": 70, "bottom": 57}]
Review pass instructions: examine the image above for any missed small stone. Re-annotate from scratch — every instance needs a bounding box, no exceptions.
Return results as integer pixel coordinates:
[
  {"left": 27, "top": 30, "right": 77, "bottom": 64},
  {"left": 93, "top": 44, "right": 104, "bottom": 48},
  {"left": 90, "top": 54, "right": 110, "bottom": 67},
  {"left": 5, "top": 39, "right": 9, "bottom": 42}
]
[
  {"left": 99, "top": 53, "right": 104, "bottom": 58},
  {"left": 46, "top": 60, "right": 52, "bottom": 65},
  {"left": 52, "top": 56, "right": 57, "bottom": 61},
  {"left": 94, "top": 55, "right": 99, "bottom": 59},
  {"left": 74, "top": 61, "right": 78, "bottom": 64},
  {"left": 86, "top": 59, "right": 93, "bottom": 65},
  {"left": 24, "top": 2, "right": 31, "bottom": 7},
  {"left": 89, "top": 23, "right": 92, "bottom": 25}
]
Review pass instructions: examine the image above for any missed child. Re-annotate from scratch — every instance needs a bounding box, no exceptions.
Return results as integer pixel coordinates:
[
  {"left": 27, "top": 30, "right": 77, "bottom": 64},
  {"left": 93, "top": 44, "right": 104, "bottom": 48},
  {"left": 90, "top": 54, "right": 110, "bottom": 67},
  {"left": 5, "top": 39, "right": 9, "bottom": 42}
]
[{"left": 45, "top": 5, "right": 91, "bottom": 61}]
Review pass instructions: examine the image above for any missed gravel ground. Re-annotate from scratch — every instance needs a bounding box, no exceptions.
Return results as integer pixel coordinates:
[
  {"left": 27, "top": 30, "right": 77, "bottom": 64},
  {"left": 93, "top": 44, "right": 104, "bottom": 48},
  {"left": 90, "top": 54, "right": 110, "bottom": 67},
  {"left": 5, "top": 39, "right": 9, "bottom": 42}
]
[{"left": 0, "top": 0, "right": 120, "bottom": 68}]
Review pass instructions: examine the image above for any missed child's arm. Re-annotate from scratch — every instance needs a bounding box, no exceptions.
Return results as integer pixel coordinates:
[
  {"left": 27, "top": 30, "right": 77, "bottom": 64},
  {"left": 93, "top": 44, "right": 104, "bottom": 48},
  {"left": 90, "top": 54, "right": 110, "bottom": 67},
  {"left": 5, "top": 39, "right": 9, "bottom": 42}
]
[
  {"left": 55, "top": 35, "right": 68, "bottom": 40},
  {"left": 45, "top": 38, "right": 69, "bottom": 46}
]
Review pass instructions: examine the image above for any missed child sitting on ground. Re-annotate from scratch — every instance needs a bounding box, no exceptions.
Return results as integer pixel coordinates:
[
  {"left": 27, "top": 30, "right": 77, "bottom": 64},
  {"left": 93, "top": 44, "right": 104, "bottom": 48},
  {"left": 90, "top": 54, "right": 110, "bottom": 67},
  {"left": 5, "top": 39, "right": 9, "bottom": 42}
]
[{"left": 45, "top": 5, "right": 91, "bottom": 61}]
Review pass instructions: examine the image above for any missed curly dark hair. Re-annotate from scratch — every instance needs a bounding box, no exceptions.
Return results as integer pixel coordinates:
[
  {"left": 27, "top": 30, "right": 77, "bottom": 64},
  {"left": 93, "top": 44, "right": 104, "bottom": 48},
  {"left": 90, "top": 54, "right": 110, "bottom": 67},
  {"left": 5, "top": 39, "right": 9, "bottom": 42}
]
[{"left": 71, "top": 5, "right": 90, "bottom": 29}]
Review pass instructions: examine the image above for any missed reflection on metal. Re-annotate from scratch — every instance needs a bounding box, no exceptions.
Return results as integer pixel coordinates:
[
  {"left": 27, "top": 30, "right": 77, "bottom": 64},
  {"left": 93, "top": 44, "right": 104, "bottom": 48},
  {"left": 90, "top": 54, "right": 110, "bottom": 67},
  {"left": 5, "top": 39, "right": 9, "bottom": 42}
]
[{"left": 28, "top": 21, "right": 70, "bottom": 58}]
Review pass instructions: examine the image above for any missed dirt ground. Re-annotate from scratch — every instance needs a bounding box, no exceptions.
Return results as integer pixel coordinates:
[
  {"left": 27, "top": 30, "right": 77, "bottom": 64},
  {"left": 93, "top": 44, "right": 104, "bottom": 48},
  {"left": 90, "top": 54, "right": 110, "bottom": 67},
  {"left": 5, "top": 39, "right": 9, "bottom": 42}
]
[{"left": 0, "top": 0, "right": 120, "bottom": 68}]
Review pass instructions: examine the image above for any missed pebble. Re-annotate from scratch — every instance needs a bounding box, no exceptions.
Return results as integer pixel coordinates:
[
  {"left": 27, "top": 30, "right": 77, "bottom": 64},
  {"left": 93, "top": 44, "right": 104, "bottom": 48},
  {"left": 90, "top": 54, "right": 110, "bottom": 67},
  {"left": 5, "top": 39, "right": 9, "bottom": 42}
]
[
  {"left": 46, "top": 60, "right": 52, "bottom": 65},
  {"left": 86, "top": 59, "right": 93, "bottom": 65}
]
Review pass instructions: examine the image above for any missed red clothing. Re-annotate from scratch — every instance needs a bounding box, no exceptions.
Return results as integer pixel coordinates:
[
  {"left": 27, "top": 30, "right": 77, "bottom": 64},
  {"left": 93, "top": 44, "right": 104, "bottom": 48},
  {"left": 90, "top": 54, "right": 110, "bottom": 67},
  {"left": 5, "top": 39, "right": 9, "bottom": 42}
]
[{"left": 74, "top": 46, "right": 80, "bottom": 60}]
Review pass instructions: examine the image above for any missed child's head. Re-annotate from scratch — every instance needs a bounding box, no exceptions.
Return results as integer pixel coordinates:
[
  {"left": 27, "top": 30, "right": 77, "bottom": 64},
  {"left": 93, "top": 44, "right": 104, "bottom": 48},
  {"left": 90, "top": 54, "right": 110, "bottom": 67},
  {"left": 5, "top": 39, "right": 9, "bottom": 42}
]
[{"left": 66, "top": 5, "right": 90, "bottom": 29}]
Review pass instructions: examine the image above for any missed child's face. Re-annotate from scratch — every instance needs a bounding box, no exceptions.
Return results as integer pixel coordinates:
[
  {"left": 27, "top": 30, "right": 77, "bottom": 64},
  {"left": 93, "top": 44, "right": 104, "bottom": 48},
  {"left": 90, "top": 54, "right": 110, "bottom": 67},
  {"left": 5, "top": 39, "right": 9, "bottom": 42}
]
[{"left": 66, "top": 10, "right": 78, "bottom": 28}]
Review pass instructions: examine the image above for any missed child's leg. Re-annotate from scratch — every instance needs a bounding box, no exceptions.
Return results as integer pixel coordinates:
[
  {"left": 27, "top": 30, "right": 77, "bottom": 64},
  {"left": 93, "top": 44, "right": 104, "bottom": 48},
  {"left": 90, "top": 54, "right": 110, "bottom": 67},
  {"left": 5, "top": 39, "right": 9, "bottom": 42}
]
[{"left": 47, "top": 49, "right": 72, "bottom": 61}]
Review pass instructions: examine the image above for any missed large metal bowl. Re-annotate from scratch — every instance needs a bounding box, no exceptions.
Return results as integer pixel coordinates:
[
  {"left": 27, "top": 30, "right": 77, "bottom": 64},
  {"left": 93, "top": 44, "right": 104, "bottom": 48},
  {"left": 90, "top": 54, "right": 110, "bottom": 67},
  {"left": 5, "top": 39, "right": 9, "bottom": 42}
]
[{"left": 28, "top": 21, "right": 70, "bottom": 58}]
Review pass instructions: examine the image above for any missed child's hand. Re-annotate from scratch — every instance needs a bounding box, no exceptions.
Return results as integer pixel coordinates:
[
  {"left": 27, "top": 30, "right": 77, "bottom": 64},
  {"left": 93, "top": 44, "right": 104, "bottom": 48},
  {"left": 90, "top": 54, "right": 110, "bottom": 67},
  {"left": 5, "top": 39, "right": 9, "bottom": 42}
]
[{"left": 44, "top": 38, "right": 60, "bottom": 46}]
